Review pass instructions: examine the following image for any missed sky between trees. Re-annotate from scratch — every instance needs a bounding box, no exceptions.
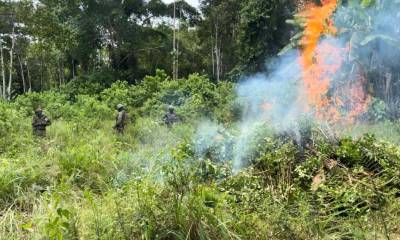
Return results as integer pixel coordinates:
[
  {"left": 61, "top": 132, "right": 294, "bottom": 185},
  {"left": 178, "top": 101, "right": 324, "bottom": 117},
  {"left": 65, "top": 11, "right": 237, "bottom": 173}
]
[{"left": 163, "top": 0, "right": 200, "bottom": 8}]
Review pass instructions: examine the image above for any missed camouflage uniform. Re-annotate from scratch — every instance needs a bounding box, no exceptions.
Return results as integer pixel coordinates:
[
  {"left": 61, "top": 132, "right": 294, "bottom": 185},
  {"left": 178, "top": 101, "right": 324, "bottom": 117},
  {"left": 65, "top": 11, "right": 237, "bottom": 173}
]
[
  {"left": 163, "top": 106, "right": 179, "bottom": 128},
  {"left": 32, "top": 109, "right": 51, "bottom": 137},
  {"left": 114, "top": 104, "right": 128, "bottom": 133}
]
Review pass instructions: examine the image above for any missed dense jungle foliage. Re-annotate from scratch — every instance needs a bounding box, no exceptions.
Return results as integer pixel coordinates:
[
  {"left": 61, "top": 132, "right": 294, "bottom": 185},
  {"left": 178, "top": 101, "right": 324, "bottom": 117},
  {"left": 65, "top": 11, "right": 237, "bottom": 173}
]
[
  {"left": 1, "top": 0, "right": 400, "bottom": 239},
  {"left": 1, "top": 0, "right": 400, "bottom": 116},
  {"left": 1, "top": 72, "right": 400, "bottom": 239}
]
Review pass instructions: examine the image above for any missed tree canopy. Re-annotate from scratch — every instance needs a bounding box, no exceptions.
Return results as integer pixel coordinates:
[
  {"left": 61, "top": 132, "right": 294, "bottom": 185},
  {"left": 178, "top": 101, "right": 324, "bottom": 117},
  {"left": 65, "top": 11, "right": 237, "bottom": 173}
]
[{"left": 1, "top": 0, "right": 400, "bottom": 118}]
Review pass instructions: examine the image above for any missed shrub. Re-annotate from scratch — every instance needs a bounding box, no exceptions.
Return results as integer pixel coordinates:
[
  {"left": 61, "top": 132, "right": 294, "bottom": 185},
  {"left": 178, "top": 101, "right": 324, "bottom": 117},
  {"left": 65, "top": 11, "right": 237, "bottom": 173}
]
[
  {"left": 62, "top": 68, "right": 116, "bottom": 100},
  {"left": 13, "top": 91, "right": 69, "bottom": 118},
  {"left": 100, "top": 81, "right": 136, "bottom": 110},
  {"left": 367, "top": 98, "right": 388, "bottom": 122},
  {"left": 0, "top": 101, "right": 33, "bottom": 155},
  {"left": 74, "top": 95, "right": 113, "bottom": 120}
]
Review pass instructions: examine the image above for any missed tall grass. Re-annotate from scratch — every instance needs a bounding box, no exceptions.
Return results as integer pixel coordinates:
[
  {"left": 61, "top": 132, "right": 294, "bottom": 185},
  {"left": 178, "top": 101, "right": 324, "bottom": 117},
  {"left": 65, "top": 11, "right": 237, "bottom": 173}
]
[{"left": 1, "top": 81, "right": 400, "bottom": 239}]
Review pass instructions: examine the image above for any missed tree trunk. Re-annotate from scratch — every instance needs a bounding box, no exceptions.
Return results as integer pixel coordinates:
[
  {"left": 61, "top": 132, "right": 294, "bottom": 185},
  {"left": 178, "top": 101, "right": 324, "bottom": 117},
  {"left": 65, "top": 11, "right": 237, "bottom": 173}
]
[
  {"left": 0, "top": 40, "right": 5, "bottom": 99},
  {"left": 18, "top": 55, "right": 26, "bottom": 93},
  {"left": 40, "top": 58, "right": 43, "bottom": 91},
  {"left": 7, "top": 26, "right": 15, "bottom": 100},
  {"left": 49, "top": 65, "right": 54, "bottom": 89},
  {"left": 26, "top": 60, "right": 31, "bottom": 92},
  {"left": 211, "top": 41, "right": 215, "bottom": 76},
  {"left": 58, "top": 58, "right": 62, "bottom": 88},
  {"left": 176, "top": 9, "right": 182, "bottom": 79},
  {"left": 172, "top": 0, "right": 177, "bottom": 80},
  {"left": 72, "top": 59, "right": 75, "bottom": 79},
  {"left": 61, "top": 60, "right": 65, "bottom": 85},
  {"left": 215, "top": 23, "right": 220, "bottom": 82}
]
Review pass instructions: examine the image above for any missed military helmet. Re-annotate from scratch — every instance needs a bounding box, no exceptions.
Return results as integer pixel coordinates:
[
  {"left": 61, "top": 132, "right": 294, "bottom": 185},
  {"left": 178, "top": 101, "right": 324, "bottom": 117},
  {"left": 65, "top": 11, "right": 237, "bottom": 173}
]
[
  {"left": 168, "top": 105, "right": 175, "bottom": 111},
  {"left": 116, "top": 104, "right": 125, "bottom": 110},
  {"left": 35, "top": 107, "right": 43, "bottom": 113}
]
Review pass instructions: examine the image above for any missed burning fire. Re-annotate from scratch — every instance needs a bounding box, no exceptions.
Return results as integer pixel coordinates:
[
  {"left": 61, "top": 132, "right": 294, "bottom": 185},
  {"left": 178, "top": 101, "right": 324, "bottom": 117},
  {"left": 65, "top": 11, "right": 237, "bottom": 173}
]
[
  {"left": 298, "top": 0, "right": 371, "bottom": 123},
  {"left": 260, "top": 101, "right": 274, "bottom": 111}
]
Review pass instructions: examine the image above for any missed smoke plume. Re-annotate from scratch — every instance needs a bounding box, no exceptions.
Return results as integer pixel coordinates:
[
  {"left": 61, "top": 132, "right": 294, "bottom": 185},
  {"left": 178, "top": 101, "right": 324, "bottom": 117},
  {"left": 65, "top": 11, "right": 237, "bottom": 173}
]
[{"left": 195, "top": 1, "right": 400, "bottom": 173}]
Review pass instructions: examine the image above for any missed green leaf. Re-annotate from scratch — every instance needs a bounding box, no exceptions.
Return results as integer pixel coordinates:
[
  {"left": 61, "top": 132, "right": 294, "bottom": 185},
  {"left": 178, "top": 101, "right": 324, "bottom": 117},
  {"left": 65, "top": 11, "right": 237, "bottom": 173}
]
[
  {"left": 21, "top": 222, "right": 34, "bottom": 232},
  {"left": 361, "top": 0, "right": 375, "bottom": 8},
  {"left": 61, "top": 222, "right": 70, "bottom": 229},
  {"left": 57, "top": 231, "right": 63, "bottom": 240}
]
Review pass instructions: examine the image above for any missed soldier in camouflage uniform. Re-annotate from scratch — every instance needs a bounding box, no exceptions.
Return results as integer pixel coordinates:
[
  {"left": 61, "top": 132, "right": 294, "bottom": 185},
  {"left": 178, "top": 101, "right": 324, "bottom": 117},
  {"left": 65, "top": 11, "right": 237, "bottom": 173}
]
[
  {"left": 114, "top": 104, "right": 128, "bottom": 133},
  {"left": 163, "top": 105, "right": 180, "bottom": 128},
  {"left": 32, "top": 108, "right": 51, "bottom": 137}
]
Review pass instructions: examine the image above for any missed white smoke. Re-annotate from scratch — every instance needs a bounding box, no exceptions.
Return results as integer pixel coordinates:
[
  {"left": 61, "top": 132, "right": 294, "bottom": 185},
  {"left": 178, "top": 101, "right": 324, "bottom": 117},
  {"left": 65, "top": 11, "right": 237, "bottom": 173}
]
[
  {"left": 233, "top": 50, "right": 304, "bottom": 172},
  {"left": 232, "top": 2, "right": 400, "bottom": 171},
  {"left": 194, "top": 2, "right": 400, "bottom": 173}
]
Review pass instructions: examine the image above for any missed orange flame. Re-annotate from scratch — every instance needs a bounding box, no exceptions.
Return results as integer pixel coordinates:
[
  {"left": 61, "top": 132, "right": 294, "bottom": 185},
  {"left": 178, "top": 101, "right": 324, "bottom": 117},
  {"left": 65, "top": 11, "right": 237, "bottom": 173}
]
[
  {"left": 299, "top": 0, "right": 370, "bottom": 123},
  {"left": 260, "top": 101, "right": 273, "bottom": 111},
  {"left": 259, "top": 101, "right": 274, "bottom": 122},
  {"left": 336, "top": 66, "right": 371, "bottom": 124}
]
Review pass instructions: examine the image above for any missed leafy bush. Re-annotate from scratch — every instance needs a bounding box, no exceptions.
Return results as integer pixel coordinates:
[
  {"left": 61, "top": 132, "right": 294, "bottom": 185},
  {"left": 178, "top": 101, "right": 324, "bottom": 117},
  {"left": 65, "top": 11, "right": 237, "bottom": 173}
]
[
  {"left": 1, "top": 71, "right": 400, "bottom": 239},
  {"left": 13, "top": 91, "right": 69, "bottom": 117},
  {"left": 73, "top": 95, "right": 113, "bottom": 121},
  {"left": 100, "top": 71, "right": 237, "bottom": 123},
  {"left": 0, "top": 101, "right": 33, "bottom": 155},
  {"left": 62, "top": 68, "right": 116, "bottom": 100},
  {"left": 367, "top": 98, "right": 388, "bottom": 122},
  {"left": 100, "top": 81, "right": 137, "bottom": 110}
]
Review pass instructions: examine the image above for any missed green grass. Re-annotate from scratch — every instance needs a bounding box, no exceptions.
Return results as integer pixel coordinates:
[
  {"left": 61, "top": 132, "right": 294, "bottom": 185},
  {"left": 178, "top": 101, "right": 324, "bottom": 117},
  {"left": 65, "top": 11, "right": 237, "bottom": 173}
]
[
  {"left": 0, "top": 115, "right": 399, "bottom": 239},
  {"left": 1, "top": 85, "right": 400, "bottom": 240}
]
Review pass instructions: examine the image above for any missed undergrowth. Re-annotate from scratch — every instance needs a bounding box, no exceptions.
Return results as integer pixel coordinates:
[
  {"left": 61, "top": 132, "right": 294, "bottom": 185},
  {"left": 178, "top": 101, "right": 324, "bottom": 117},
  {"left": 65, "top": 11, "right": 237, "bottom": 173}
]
[{"left": 0, "top": 72, "right": 399, "bottom": 239}]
